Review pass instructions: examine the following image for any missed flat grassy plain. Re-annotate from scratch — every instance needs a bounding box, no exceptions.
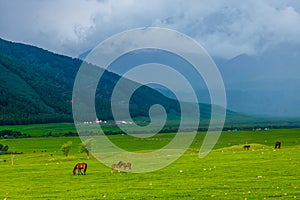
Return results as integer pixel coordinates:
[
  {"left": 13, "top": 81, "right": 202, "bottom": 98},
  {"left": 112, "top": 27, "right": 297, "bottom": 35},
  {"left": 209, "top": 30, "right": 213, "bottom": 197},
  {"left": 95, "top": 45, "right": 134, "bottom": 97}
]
[
  {"left": 0, "top": 128, "right": 299, "bottom": 199},
  {"left": 0, "top": 123, "right": 77, "bottom": 136}
]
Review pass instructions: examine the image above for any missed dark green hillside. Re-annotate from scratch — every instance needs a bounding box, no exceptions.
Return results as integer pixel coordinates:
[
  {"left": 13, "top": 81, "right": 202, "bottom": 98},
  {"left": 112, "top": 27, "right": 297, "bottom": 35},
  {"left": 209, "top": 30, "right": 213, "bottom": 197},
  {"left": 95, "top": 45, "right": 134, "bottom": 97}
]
[
  {"left": 0, "top": 38, "right": 81, "bottom": 124},
  {"left": 0, "top": 38, "right": 218, "bottom": 125},
  {"left": 1, "top": 38, "right": 299, "bottom": 129}
]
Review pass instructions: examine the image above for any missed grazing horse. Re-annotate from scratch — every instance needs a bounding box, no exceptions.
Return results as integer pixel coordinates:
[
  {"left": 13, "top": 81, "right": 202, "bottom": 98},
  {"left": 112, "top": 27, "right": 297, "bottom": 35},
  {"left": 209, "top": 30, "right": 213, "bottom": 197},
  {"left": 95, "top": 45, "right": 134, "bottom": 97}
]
[
  {"left": 243, "top": 145, "right": 250, "bottom": 150},
  {"left": 73, "top": 163, "right": 87, "bottom": 175},
  {"left": 120, "top": 162, "right": 132, "bottom": 170},
  {"left": 275, "top": 141, "right": 281, "bottom": 149},
  {"left": 111, "top": 161, "right": 123, "bottom": 173}
]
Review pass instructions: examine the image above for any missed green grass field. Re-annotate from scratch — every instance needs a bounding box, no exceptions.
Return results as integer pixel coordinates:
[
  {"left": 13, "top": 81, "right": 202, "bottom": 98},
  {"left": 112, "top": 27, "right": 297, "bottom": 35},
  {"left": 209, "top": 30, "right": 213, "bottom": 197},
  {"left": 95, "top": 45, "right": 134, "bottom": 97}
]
[
  {"left": 0, "top": 129, "right": 299, "bottom": 199},
  {"left": 0, "top": 123, "right": 77, "bottom": 136}
]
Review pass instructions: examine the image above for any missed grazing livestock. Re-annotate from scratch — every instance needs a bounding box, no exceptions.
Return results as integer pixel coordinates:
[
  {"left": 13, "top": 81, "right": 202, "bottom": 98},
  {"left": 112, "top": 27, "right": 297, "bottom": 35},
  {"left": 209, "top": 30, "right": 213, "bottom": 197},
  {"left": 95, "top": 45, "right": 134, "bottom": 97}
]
[
  {"left": 111, "top": 161, "right": 124, "bottom": 173},
  {"left": 243, "top": 145, "right": 250, "bottom": 150},
  {"left": 111, "top": 161, "right": 132, "bottom": 172},
  {"left": 275, "top": 141, "right": 281, "bottom": 149},
  {"left": 73, "top": 163, "right": 88, "bottom": 175},
  {"left": 120, "top": 162, "right": 132, "bottom": 171}
]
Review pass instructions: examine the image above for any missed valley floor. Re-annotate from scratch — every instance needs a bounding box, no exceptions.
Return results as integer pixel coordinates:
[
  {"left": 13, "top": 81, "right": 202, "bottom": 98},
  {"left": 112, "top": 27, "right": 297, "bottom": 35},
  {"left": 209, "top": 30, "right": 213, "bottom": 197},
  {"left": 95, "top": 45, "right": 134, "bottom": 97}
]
[{"left": 0, "top": 129, "right": 299, "bottom": 199}]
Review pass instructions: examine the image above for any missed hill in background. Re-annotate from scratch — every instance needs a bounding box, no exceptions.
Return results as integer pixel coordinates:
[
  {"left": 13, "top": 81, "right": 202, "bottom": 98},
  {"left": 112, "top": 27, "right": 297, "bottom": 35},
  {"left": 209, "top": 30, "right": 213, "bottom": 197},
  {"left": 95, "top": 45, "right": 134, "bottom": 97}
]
[
  {"left": 0, "top": 38, "right": 222, "bottom": 126},
  {"left": 1, "top": 38, "right": 300, "bottom": 129}
]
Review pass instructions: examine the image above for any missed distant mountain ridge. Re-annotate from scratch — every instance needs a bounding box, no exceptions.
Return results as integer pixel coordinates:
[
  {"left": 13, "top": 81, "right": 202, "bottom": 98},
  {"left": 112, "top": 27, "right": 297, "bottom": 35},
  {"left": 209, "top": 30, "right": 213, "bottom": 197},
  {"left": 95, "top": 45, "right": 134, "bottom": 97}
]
[
  {"left": 217, "top": 43, "right": 300, "bottom": 117},
  {"left": 1, "top": 38, "right": 300, "bottom": 128},
  {"left": 79, "top": 42, "right": 300, "bottom": 118},
  {"left": 0, "top": 38, "right": 225, "bottom": 125}
]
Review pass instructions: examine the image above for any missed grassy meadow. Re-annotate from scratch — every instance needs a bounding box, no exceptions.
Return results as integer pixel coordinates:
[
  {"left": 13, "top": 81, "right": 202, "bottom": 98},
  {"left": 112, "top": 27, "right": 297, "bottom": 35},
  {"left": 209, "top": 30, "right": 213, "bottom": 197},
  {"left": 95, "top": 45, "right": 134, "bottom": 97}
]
[
  {"left": 0, "top": 128, "right": 299, "bottom": 199},
  {"left": 0, "top": 123, "right": 77, "bottom": 136}
]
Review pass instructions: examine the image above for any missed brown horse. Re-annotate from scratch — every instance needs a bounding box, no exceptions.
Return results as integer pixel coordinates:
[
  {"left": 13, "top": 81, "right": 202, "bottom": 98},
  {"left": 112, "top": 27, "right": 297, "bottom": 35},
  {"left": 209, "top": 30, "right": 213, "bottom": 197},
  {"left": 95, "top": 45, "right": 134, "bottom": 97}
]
[
  {"left": 73, "top": 163, "right": 87, "bottom": 175},
  {"left": 275, "top": 141, "right": 281, "bottom": 149},
  {"left": 120, "top": 162, "right": 132, "bottom": 170},
  {"left": 111, "top": 161, "right": 123, "bottom": 172}
]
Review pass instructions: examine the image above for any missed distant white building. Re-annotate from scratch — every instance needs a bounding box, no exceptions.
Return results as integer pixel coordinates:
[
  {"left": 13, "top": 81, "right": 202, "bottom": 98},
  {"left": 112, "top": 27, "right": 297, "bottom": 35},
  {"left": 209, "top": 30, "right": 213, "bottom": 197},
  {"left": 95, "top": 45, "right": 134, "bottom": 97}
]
[
  {"left": 95, "top": 118, "right": 107, "bottom": 124},
  {"left": 116, "top": 120, "right": 133, "bottom": 125}
]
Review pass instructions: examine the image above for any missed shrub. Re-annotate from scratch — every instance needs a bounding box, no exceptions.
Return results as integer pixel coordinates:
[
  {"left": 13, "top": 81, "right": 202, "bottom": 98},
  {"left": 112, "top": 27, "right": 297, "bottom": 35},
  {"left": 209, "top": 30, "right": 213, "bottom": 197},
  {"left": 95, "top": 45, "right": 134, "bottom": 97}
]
[
  {"left": 60, "top": 141, "right": 72, "bottom": 157},
  {"left": 80, "top": 138, "right": 95, "bottom": 159},
  {"left": 0, "top": 144, "right": 8, "bottom": 152}
]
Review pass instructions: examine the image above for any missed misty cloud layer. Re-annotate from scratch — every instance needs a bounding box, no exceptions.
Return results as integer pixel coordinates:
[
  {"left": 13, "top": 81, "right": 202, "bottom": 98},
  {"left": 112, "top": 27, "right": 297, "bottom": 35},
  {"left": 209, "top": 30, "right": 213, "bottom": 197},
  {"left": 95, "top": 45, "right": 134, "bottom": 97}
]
[{"left": 1, "top": 0, "right": 300, "bottom": 58}]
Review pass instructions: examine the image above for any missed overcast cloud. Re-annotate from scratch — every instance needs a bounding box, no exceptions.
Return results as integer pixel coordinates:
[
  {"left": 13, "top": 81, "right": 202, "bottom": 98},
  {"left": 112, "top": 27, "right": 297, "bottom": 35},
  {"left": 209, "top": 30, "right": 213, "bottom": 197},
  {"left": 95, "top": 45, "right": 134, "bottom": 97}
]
[{"left": 1, "top": 0, "right": 300, "bottom": 58}]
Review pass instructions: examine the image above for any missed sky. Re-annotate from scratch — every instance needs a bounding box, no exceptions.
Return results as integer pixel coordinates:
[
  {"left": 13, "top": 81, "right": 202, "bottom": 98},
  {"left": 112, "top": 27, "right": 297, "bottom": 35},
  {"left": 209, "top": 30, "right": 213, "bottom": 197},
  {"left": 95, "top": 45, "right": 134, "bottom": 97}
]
[{"left": 1, "top": 0, "right": 300, "bottom": 59}]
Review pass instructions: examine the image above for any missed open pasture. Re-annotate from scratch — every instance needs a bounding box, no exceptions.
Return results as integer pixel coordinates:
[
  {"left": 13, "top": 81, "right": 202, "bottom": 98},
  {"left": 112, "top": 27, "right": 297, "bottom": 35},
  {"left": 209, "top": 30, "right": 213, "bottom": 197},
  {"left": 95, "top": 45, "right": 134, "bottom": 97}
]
[
  {"left": 0, "top": 123, "right": 77, "bottom": 137},
  {"left": 0, "top": 129, "right": 299, "bottom": 199}
]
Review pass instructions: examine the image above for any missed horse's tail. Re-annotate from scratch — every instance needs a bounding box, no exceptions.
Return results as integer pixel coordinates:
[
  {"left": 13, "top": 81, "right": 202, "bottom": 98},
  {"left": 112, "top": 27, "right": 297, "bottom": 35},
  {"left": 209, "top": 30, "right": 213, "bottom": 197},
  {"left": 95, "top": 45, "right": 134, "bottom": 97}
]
[{"left": 84, "top": 163, "right": 88, "bottom": 172}]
